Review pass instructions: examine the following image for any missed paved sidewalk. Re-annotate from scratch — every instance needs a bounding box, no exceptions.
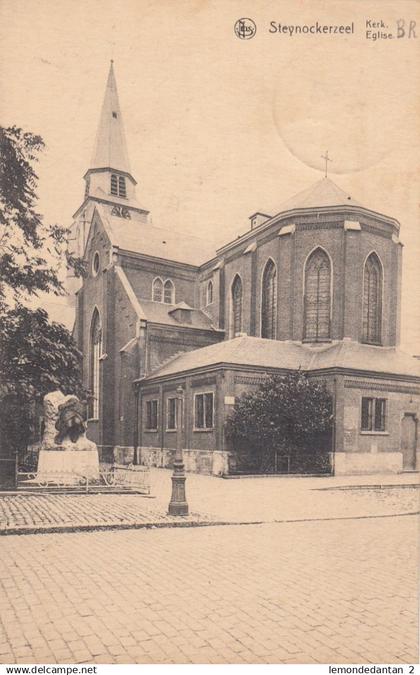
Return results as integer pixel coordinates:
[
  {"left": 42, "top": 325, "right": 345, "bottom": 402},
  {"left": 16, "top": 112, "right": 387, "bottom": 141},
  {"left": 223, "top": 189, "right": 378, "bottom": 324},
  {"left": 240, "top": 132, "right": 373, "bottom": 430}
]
[
  {"left": 0, "top": 515, "right": 417, "bottom": 663},
  {"left": 0, "top": 469, "right": 418, "bottom": 535},
  {"left": 150, "top": 468, "right": 420, "bottom": 523}
]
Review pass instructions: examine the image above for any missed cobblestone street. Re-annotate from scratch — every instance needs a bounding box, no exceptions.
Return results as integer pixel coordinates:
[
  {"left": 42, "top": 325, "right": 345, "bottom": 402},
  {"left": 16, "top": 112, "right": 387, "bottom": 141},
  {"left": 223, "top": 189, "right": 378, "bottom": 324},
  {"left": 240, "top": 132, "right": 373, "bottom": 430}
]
[
  {"left": 1, "top": 469, "right": 419, "bottom": 534},
  {"left": 0, "top": 514, "right": 417, "bottom": 664}
]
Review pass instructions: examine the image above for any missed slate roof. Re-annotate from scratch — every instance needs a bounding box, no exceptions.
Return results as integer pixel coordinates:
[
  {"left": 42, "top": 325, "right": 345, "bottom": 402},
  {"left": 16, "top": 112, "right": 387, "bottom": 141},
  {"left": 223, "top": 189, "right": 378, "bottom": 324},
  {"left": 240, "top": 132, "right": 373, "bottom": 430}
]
[
  {"left": 275, "top": 177, "right": 362, "bottom": 212},
  {"left": 309, "top": 340, "right": 420, "bottom": 377},
  {"left": 97, "top": 205, "right": 217, "bottom": 266},
  {"left": 142, "top": 336, "right": 420, "bottom": 381},
  {"left": 95, "top": 177, "right": 396, "bottom": 267}
]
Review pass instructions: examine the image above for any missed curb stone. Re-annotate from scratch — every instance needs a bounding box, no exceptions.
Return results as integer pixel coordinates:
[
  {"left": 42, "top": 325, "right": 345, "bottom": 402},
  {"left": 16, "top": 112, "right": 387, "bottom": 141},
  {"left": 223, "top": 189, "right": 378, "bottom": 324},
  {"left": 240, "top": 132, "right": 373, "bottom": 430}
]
[{"left": 0, "top": 510, "right": 418, "bottom": 537}]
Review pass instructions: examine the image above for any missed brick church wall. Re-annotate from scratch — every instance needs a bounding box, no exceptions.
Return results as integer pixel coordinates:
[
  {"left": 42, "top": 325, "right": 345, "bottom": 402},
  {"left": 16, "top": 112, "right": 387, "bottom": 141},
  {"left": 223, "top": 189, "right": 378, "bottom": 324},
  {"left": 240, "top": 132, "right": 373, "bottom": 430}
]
[
  {"left": 224, "top": 253, "right": 253, "bottom": 337},
  {"left": 111, "top": 272, "right": 142, "bottom": 450},
  {"left": 123, "top": 258, "right": 197, "bottom": 307},
  {"left": 77, "top": 216, "right": 112, "bottom": 446},
  {"left": 213, "top": 209, "right": 401, "bottom": 346},
  {"left": 198, "top": 265, "right": 222, "bottom": 328},
  {"left": 146, "top": 326, "right": 222, "bottom": 375}
]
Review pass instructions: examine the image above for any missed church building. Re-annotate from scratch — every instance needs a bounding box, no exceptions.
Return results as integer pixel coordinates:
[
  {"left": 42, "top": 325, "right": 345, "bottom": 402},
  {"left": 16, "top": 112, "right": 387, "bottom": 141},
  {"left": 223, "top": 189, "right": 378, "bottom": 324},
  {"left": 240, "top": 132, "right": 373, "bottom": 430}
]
[{"left": 71, "top": 63, "right": 420, "bottom": 476}]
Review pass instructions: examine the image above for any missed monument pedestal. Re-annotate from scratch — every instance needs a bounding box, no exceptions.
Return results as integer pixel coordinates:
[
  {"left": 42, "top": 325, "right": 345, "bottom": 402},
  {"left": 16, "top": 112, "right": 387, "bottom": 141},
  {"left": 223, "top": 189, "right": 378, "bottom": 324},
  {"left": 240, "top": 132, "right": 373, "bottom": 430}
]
[{"left": 37, "top": 449, "right": 100, "bottom": 485}]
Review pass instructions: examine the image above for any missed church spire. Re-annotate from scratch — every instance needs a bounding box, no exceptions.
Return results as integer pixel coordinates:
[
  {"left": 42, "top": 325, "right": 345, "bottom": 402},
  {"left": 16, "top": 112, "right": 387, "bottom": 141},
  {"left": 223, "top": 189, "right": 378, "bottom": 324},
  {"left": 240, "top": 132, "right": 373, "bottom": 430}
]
[{"left": 90, "top": 61, "right": 132, "bottom": 175}]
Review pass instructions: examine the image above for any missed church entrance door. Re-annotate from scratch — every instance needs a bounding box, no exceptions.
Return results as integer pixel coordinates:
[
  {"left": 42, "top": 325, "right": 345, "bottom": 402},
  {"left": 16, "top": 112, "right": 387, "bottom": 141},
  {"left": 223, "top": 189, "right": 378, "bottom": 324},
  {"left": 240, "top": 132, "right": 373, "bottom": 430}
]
[{"left": 401, "top": 414, "right": 417, "bottom": 470}]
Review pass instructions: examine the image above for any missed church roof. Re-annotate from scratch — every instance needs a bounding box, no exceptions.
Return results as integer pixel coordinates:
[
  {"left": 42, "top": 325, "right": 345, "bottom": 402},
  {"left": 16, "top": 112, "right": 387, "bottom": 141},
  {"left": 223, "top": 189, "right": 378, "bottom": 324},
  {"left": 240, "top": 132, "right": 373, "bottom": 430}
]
[
  {"left": 275, "top": 177, "right": 362, "bottom": 212},
  {"left": 96, "top": 204, "right": 217, "bottom": 266},
  {"left": 141, "top": 336, "right": 420, "bottom": 381},
  {"left": 138, "top": 300, "right": 217, "bottom": 330},
  {"left": 90, "top": 62, "right": 132, "bottom": 174},
  {"left": 309, "top": 340, "right": 420, "bottom": 377},
  {"left": 217, "top": 176, "right": 399, "bottom": 257}
]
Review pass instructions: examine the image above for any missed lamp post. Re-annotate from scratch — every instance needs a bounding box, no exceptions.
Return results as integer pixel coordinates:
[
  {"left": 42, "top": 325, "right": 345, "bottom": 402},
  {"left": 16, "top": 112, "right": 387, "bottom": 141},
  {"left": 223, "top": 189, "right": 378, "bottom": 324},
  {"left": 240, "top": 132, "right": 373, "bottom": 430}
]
[{"left": 168, "top": 386, "right": 189, "bottom": 516}]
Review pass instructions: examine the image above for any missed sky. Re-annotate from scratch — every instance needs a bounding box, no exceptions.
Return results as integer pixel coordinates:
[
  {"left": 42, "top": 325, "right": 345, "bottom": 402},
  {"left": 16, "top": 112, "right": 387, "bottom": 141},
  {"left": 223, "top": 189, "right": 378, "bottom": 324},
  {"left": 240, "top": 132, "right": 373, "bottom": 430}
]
[{"left": 0, "top": 0, "right": 419, "bottom": 352}]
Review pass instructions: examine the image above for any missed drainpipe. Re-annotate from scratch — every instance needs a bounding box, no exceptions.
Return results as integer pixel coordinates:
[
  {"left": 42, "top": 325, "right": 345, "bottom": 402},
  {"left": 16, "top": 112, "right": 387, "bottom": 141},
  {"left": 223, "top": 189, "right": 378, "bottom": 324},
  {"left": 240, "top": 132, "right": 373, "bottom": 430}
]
[
  {"left": 133, "top": 384, "right": 139, "bottom": 465},
  {"left": 331, "top": 376, "right": 337, "bottom": 476}
]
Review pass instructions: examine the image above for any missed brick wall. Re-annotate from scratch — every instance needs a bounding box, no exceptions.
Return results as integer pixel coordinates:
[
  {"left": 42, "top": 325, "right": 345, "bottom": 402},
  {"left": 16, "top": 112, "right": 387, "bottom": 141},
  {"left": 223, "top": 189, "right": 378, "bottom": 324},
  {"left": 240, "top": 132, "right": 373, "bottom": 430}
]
[
  {"left": 124, "top": 260, "right": 197, "bottom": 307},
  {"left": 77, "top": 215, "right": 112, "bottom": 445},
  {"left": 215, "top": 211, "right": 401, "bottom": 345},
  {"left": 146, "top": 325, "right": 221, "bottom": 374},
  {"left": 342, "top": 377, "right": 420, "bottom": 454}
]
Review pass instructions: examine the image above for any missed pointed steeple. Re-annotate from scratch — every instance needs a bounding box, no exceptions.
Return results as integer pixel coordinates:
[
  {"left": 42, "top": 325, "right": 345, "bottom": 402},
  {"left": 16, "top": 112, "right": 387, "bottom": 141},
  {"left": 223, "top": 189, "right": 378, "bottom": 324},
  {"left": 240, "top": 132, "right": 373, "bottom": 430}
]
[{"left": 90, "top": 61, "right": 132, "bottom": 174}]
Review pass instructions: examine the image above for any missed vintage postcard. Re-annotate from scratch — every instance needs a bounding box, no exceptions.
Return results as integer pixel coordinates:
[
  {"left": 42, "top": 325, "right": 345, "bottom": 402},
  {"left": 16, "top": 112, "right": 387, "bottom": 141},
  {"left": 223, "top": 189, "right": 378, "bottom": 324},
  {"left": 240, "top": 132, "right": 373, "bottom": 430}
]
[{"left": 0, "top": 0, "right": 419, "bottom": 670}]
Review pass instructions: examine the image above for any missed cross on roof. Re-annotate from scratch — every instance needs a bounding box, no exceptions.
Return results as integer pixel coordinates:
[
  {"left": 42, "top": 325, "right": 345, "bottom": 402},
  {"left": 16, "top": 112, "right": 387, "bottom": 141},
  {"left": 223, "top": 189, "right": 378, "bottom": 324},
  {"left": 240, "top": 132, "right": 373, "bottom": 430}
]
[{"left": 321, "top": 150, "right": 332, "bottom": 178}]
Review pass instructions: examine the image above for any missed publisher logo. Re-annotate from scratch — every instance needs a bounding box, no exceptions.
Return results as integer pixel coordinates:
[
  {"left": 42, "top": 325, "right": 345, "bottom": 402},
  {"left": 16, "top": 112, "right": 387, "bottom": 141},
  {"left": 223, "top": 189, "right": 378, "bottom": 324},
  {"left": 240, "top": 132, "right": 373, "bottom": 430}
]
[{"left": 234, "top": 18, "right": 257, "bottom": 39}]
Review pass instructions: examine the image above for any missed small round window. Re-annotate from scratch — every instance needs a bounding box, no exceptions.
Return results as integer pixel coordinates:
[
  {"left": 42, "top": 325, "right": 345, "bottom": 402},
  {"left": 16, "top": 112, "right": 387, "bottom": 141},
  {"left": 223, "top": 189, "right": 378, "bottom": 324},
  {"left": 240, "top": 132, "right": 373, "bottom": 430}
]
[{"left": 92, "top": 252, "right": 100, "bottom": 277}]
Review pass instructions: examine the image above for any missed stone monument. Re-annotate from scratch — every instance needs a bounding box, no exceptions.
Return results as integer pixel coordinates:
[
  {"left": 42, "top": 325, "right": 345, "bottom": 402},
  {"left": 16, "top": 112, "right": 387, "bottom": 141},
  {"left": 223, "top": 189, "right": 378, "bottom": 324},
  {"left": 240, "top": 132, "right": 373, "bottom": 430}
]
[{"left": 36, "top": 391, "right": 100, "bottom": 484}]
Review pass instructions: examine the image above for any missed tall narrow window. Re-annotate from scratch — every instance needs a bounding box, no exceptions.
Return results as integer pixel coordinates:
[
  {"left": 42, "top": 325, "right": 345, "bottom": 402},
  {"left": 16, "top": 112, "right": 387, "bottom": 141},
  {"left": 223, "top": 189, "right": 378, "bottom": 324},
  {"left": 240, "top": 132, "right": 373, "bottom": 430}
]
[
  {"left": 362, "top": 253, "right": 382, "bottom": 344},
  {"left": 231, "top": 275, "right": 243, "bottom": 337},
  {"left": 145, "top": 400, "right": 158, "bottom": 430},
  {"left": 118, "top": 176, "right": 126, "bottom": 198},
  {"left": 110, "top": 174, "right": 118, "bottom": 196},
  {"left": 152, "top": 278, "right": 163, "bottom": 302},
  {"left": 163, "top": 279, "right": 175, "bottom": 304},
  {"left": 304, "top": 248, "right": 331, "bottom": 341},
  {"left": 194, "top": 392, "right": 214, "bottom": 429},
  {"left": 361, "top": 397, "right": 386, "bottom": 432},
  {"left": 89, "top": 309, "right": 102, "bottom": 419},
  {"left": 206, "top": 280, "right": 213, "bottom": 306},
  {"left": 167, "top": 398, "right": 177, "bottom": 430},
  {"left": 261, "top": 259, "right": 277, "bottom": 339}
]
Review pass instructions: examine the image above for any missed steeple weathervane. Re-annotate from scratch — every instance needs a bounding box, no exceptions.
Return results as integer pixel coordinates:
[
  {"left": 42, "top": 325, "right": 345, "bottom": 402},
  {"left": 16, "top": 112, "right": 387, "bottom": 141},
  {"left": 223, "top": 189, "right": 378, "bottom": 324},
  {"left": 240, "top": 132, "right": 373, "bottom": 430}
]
[{"left": 321, "top": 150, "right": 332, "bottom": 178}]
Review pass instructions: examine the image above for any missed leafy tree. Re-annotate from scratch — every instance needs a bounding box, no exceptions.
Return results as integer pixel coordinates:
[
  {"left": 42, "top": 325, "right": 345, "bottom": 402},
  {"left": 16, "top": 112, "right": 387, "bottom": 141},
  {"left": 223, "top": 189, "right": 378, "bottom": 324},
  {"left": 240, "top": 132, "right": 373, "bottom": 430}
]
[
  {"left": 0, "top": 307, "right": 85, "bottom": 460},
  {"left": 0, "top": 126, "right": 85, "bottom": 310},
  {"left": 0, "top": 126, "right": 86, "bottom": 465},
  {"left": 226, "top": 372, "right": 334, "bottom": 473}
]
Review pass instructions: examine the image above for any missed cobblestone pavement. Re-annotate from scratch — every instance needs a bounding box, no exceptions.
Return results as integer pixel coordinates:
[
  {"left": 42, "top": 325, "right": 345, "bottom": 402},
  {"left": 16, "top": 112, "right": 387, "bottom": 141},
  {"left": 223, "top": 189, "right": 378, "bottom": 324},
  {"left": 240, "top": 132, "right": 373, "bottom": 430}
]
[
  {"left": 0, "top": 492, "right": 210, "bottom": 534},
  {"left": 0, "top": 470, "right": 419, "bottom": 534},
  {"left": 0, "top": 515, "right": 417, "bottom": 664}
]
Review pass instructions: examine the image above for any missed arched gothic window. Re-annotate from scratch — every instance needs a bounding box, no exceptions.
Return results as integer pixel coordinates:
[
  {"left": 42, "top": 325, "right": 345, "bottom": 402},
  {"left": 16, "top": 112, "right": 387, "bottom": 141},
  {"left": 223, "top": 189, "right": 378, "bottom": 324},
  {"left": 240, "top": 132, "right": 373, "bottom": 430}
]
[
  {"left": 304, "top": 248, "right": 331, "bottom": 341},
  {"left": 163, "top": 279, "right": 175, "bottom": 304},
  {"left": 89, "top": 309, "right": 102, "bottom": 419},
  {"left": 152, "top": 278, "right": 163, "bottom": 302},
  {"left": 231, "top": 275, "right": 243, "bottom": 337},
  {"left": 261, "top": 260, "right": 277, "bottom": 339},
  {"left": 362, "top": 253, "right": 382, "bottom": 344},
  {"left": 206, "top": 280, "right": 213, "bottom": 306}
]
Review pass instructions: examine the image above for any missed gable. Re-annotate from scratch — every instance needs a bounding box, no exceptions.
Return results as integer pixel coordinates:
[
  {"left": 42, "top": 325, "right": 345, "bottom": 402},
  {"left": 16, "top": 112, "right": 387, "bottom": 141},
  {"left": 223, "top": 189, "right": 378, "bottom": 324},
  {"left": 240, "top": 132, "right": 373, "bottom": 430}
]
[{"left": 83, "top": 207, "right": 113, "bottom": 275}]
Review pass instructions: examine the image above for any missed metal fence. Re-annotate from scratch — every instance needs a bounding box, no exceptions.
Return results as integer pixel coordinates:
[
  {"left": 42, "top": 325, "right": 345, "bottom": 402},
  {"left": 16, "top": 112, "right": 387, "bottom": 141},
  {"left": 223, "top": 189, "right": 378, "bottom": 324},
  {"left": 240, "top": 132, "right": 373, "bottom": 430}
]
[{"left": 15, "top": 445, "right": 151, "bottom": 495}]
